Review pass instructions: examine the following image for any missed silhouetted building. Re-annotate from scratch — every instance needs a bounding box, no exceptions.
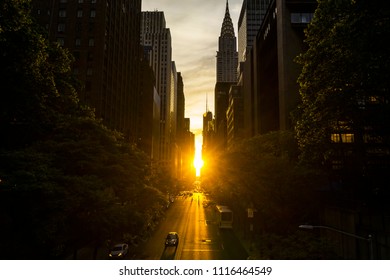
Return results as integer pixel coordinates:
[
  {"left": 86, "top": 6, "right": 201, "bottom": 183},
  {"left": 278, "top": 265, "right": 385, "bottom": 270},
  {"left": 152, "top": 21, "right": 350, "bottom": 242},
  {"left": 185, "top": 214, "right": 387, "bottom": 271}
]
[
  {"left": 170, "top": 62, "right": 180, "bottom": 178},
  {"left": 227, "top": 85, "right": 244, "bottom": 150},
  {"left": 139, "top": 46, "right": 160, "bottom": 161},
  {"left": 237, "top": 0, "right": 270, "bottom": 138},
  {"left": 248, "top": 0, "right": 390, "bottom": 259},
  {"left": 174, "top": 72, "right": 187, "bottom": 178},
  {"left": 202, "top": 110, "right": 215, "bottom": 159},
  {"left": 31, "top": 0, "right": 142, "bottom": 142},
  {"left": 185, "top": 118, "right": 196, "bottom": 180},
  {"left": 238, "top": 0, "right": 270, "bottom": 67},
  {"left": 253, "top": 0, "right": 316, "bottom": 133},
  {"left": 176, "top": 73, "right": 185, "bottom": 143},
  {"left": 140, "top": 11, "right": 173, "bottom": 165}
]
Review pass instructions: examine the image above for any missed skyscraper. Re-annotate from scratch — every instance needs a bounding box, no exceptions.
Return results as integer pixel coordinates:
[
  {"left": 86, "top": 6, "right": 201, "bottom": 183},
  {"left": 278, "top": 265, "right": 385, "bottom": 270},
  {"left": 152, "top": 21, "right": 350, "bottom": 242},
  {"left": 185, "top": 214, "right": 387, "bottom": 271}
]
[
  {"left": 215, "top": 0, "right": 238, "bottom": 150},
  {"left": 31, "top": 0, "right": 142, "bottom": 142},
  {"left": 216, "top": 0, "right": 238, "bottom": 84},
  {"left": 238, "top": 0, "right": 270, "bottom": 65},
  {"left": 237, "top": 0, "right": 270, "bottom": 138},
  {"left": 140, "top": 11, "right": 173, "bottom": 164},
  {"left": 139, "top": 46, "right": 160, "bottom": 161}
]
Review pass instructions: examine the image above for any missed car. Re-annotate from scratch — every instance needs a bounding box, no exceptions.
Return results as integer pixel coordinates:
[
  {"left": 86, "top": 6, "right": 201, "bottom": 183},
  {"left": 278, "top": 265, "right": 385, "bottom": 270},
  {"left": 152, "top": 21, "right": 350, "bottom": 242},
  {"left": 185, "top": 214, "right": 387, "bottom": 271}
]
[
  {"left": 165, "top": 232, "right": 179, "bottom": 247},
  {"left": 109, "top": 243, "right": 129, "bottom": 258}
]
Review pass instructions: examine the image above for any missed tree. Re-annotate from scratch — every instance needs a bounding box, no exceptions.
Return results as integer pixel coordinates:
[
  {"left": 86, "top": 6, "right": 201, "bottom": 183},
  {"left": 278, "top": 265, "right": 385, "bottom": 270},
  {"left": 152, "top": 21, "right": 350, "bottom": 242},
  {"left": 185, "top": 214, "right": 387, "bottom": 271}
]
[
  {"left": 201, "top": 131, "right": 328, "bottom": 258},
  {"left": 204, "top": 131, "right": 325, "bottom": 233},
  {"left": 0, "top": 0, "right": 169, "bottom": 259},
  {"left": 294, "top": 0, "right": 390, "bottom": 172},
  {"left": 0, "top": 0, "right": 84, "bottom": 148}
]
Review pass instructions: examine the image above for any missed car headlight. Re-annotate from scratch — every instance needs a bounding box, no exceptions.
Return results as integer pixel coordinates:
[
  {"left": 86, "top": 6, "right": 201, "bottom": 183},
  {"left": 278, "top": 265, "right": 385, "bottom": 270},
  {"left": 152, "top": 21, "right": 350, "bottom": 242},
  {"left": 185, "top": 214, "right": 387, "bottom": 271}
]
[{"left": 118, "top": 253, "right": 122, "bottom": 257}]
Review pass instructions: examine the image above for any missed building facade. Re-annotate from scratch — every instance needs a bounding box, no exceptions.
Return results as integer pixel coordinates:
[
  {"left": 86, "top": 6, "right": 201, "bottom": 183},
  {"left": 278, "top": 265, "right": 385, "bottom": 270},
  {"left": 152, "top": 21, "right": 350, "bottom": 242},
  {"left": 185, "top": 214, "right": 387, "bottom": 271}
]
[
  {"left": 226, "top": 85, "right": 244, "bottom": 150},
  {"left": 140, "top": 11, "right": 173, "bottom": 164},
  {"left": 31, "top": 0, "right": 142, "bottom": 142},
  {"left": 253, "top": 0, "right": 316, "bottom": 134},
  {"left": 238, "top": 0, "right": 270, "bottom": 67},
  {"left": 202, "top": 110, "right": 215, "bottom": 159},
  {"left": 182, "top": 118, "right": 196, "bottom": 180},
  {"left": 237, "top": 0, "right": 270, "bottom": 138},
  {"left": 139, "top": 46, "right": 160, "bottom": 161}
]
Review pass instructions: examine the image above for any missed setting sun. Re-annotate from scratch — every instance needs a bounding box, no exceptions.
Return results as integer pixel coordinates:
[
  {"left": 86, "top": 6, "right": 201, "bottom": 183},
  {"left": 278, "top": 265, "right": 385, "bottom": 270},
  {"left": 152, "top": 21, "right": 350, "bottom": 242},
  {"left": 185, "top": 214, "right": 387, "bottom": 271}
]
[{"left": 194, "top": 140, "right": 204, "bottom": 177}]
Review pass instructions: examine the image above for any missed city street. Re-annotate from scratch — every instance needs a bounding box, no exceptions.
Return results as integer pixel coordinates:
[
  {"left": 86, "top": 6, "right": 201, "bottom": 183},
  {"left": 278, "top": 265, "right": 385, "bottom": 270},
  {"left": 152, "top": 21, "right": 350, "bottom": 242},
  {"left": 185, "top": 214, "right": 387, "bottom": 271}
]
[{"left": 132, "top": 192, "right": 248, "bottom": 260}]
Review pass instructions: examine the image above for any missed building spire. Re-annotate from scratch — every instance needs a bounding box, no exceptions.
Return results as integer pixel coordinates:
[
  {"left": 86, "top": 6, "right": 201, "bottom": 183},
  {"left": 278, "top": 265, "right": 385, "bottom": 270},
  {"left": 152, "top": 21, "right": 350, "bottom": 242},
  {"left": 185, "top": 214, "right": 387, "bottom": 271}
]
[
  {"left": 221, "top": 0, "right": 235, "bottom": 38},
  {"left": 206, "top": 92, "right": 209, "bottom": 112}
]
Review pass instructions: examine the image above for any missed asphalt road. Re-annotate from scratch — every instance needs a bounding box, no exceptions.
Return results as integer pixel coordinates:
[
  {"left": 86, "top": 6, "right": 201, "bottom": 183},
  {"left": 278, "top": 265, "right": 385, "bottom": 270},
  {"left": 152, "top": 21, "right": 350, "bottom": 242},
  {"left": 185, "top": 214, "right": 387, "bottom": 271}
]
[{"left": 132, "top": 192, "right": 248, "bottom": 260}]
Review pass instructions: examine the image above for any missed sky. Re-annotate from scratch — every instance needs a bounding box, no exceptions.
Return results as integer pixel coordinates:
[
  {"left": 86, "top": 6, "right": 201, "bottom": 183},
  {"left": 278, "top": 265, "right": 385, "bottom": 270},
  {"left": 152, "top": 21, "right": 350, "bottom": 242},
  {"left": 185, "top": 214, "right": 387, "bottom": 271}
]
[{"left": 142, "top": 0, "right": 242, "bottom": 140}]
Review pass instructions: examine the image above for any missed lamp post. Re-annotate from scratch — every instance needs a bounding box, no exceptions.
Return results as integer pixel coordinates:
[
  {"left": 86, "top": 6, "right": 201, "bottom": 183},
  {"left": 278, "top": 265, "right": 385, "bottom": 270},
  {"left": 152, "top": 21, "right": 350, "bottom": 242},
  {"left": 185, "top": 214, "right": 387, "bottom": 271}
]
[{"left": 299, "top": 224, "right": 373, "bottom": 259}]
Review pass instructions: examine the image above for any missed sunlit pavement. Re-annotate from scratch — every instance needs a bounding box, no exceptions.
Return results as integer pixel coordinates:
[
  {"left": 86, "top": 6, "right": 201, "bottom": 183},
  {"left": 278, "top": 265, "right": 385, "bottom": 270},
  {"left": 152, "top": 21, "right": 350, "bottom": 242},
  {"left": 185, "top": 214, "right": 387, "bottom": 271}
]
[
  {"left": 65, "top": 190, "right": 252, "bottom": 260},
  {"left": 130, "top": 190, "right": 248, "bottom": 260}
]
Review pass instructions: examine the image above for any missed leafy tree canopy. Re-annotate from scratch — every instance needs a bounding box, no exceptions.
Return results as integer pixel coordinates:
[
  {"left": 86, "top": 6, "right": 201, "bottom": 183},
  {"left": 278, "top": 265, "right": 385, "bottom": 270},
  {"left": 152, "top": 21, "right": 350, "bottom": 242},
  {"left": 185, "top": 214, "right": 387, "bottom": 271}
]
[
  {"left": 294, "top": 0, "right": 390, "bottom": 165},
  {"left": 203, "top": 131, "right": 324, "bottom": 234},
  {"left": 0, "top": 0, "right": 170, "bottom": 259}
]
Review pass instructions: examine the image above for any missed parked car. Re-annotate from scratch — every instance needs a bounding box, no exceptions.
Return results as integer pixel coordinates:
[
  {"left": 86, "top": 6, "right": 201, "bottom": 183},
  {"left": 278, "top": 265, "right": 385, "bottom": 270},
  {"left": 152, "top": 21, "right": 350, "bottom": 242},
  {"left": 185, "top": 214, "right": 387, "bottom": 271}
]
[
  {"left": 165, "top": 232, "right": 179, "bottom": 247},
  {"left": 109, "top": 243, "right": 129, "bottom": 258}
]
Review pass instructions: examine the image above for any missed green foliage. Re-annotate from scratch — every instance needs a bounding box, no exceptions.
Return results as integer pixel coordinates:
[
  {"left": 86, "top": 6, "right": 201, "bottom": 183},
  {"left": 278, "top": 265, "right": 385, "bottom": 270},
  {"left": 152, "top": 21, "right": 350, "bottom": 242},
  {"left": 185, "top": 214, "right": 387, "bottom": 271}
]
[
  {"left": 0, "top": 0, "right": 171, "bottom": 259},
  {"left": 204, "top": 131, "right": 325, "bottom": 234},
  {"left": 0, "top": 115, "right": 153, "bottom": 258},
  {"left": 0, "top": 0, "right": 85, "bottom": 148},
  {"left": 201, "top": 131, "right": 327, "bottom": 258},
  {"left": 294, "top": 0, "right": 390, "bottom": 165},
  {"left": 255, "top": 231, "right": 340, "bottom": 260}
]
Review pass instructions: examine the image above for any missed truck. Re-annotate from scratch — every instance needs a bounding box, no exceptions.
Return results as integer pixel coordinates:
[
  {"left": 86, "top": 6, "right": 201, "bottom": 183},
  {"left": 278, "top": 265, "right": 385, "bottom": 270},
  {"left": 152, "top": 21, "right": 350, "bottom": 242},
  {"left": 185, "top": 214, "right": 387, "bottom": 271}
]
[{"left": 215, "top": 205, "right": 233, "bottom": 229}]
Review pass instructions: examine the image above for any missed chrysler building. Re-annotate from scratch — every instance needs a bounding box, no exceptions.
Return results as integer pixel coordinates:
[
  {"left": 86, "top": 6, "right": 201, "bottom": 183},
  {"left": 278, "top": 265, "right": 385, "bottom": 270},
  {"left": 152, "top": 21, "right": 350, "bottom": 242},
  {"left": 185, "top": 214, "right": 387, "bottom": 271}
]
[
  {"left": 214, "top": 0, "right": 238, "bottom": 150},
  {"left": 216, "top": 0, "right": 238, "bottom": 83}
]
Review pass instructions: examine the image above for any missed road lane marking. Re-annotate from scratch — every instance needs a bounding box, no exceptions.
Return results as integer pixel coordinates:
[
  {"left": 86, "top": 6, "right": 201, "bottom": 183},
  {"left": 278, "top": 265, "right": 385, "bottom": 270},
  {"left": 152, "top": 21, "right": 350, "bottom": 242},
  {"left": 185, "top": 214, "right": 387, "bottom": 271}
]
[{"left": 182, "top": 249, "right": 221, "bottom": 252}]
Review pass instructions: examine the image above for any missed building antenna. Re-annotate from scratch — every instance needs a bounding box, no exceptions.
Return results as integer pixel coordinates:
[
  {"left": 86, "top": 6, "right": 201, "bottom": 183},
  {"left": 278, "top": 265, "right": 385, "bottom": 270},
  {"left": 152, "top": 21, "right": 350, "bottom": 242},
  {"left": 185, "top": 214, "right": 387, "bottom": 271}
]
[{"left": 206, "top": 92, "right": 209, "bottom": 112}]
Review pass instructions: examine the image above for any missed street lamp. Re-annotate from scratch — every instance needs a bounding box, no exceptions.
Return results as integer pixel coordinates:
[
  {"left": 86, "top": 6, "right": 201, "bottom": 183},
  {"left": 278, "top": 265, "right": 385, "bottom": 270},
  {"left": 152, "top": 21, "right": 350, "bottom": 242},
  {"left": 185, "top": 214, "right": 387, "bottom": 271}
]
[{"left": 299, "top": 224, "right": 373, "bottom": 259}]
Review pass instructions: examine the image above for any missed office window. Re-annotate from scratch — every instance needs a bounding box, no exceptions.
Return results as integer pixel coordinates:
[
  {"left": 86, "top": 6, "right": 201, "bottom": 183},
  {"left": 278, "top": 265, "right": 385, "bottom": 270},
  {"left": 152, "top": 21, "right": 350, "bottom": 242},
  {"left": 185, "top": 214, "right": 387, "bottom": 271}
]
[
  {"left": 87, "top": 68, "right": 93, "bottom": 76},
  {"left": 89, "top": 38, "right": 95, "bottom": 46},
  {"left": 331, "top": 133, "right": 354, "bottom": 143},
  {"left": 57, "top": 23, "right": 65, "bottom": 32},
  {"left": 75, "top": 38, "right": 81, "bottom": 46},
  {"left": 91, "top": 0, "right": 97, "bottom": 3},
  {"left": 90, "top": 10, "right": 96, "bottom": 17},
  {"left": 59, "top": 10, "right": 66, "bottom": 17},
  {"left": 331, "top": 160, "right": 343, "bottom": 170},
  {"left": 291, "top": 13, "right": 314, "bottom": 24},
  {"left": 78, "top": 0, "right": 84, "bottom": 3},
  {"left": 77, "top": 10, "right": 83, "bottom": 17},
  {"left": 60, "top": 0, "right": 67, "bottom": 3}
]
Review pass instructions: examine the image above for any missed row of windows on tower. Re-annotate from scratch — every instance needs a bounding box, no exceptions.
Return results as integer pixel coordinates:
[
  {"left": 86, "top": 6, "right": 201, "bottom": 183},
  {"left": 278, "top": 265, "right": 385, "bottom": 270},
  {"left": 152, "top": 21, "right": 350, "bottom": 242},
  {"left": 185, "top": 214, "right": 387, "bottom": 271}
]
[
  {"left": 56, "top": 37, "right": 95, "bottom": 47},
  {"left": 73, "top": 68, "right": 93, "bottom": 76},
  {"left": 56, "top": 9, "right": 96, "bottom": 18},
  {"left": 59, "top": 0, "right": 97, "bottom": 3},
  {"left": 57, "top": 22, "right": 96, "bottom": 33}
]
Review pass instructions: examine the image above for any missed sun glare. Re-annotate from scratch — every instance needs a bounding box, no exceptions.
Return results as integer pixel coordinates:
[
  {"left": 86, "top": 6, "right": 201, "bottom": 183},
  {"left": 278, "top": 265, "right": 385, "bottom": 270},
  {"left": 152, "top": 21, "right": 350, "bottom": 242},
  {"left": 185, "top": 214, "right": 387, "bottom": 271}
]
[{"left": 194, "top": 140, "right": 204, "bottom": 177}]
